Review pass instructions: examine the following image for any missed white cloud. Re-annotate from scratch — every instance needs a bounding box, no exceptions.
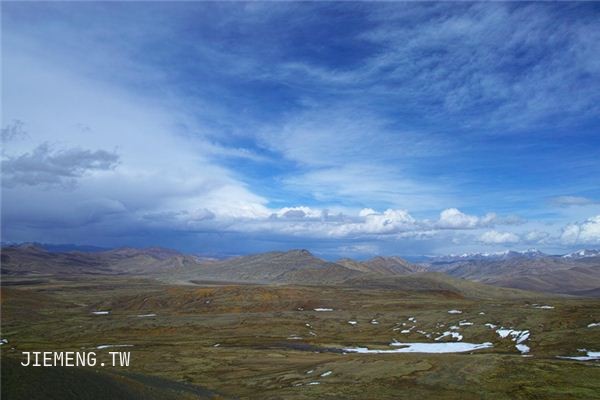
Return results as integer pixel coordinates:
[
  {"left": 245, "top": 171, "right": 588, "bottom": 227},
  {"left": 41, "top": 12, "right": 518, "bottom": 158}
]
[
  {"left": 523, "top": 230, "right": 550, "bottom": 244},
  {"left": 561, "top": 215, "right": 600, "bottom": 244},
  {"left": 216, "top": 206, "right": 513, "bottom": 241},
  {"left": 437, "top": 208, "right": 495, "bottom": 229},
  {"left": 479, "top": 230, "right": 520, "bottom": 244},
  {"left": 359, "top": 208, "right": 377, "bottom": 217},
  {"left": 330, "top": 209, "right": 416, "bottom": 237}
]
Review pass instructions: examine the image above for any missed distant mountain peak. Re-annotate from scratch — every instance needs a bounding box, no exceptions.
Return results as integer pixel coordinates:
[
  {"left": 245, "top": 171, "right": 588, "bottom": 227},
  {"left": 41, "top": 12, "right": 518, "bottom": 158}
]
[
  {"left": 431, "top": 249, "right": 548, "bottom": 263},
  {"left": 291, "top": 249, "right": 312, "bottom": 256},
  {"left": 562, "top": 249, "right": 600, "bottom": 259}
]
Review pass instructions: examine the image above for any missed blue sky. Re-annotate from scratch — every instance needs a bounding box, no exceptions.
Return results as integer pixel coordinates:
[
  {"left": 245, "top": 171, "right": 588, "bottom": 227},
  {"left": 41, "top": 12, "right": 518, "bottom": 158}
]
[{"left": 2, "top": 2, "right": 600, "bottom": 258}]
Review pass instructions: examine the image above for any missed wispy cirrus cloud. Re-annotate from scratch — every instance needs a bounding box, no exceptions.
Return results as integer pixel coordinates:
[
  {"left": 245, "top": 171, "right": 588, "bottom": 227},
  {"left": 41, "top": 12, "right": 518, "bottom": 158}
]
[
  {"left": 271, "top": 3, "right": 600, "bottom": 131},
  {"left": 551, "top": 196, "right": 600, "bottom": 207}
]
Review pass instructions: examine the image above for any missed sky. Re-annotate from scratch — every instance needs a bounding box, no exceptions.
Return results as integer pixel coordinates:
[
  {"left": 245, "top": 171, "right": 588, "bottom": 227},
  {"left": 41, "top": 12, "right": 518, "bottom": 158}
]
[{"left": 2, "top": 2, "right": 600, "bottom": 259}]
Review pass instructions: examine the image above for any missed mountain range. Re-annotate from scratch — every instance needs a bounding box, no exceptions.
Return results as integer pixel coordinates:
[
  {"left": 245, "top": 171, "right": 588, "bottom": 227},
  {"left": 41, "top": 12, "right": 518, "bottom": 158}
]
[{"left": 1, "top": 243, "right": 599, "bottom": 297}]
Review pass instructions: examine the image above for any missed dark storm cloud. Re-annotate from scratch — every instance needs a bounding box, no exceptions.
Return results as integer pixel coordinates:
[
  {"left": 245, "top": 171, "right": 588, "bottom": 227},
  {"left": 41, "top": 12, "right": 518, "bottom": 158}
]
[
  {"left": 1, "top": 120, "right": 28, "bottom": 143},
  {"left": 2, "top": 143, "right": 119, "bottom": 188}
]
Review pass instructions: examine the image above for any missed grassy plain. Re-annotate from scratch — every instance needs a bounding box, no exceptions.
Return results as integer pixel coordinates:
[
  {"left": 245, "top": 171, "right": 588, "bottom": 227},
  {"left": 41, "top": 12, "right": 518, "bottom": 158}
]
[{"left": 2, "top": 276, "right": 599, "bottom": 399}]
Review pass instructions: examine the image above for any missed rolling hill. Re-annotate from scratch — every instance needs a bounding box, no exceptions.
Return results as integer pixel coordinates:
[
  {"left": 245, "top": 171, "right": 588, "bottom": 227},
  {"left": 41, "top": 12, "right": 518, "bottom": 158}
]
[
  {"left": 337, "top": 256, "right": 426, "bottom": 275},
  {"left": 425, "top": 252, "right": 600, "bottom": 296},
  {"left": 0, "top": 244, "right": 200, "bottom": 276}
]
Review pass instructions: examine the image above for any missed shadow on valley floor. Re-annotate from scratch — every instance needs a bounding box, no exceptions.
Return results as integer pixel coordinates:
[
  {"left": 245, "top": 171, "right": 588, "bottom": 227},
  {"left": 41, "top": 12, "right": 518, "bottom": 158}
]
[{"left": 1, "top": 357, "right": 226, "bottom": 400}]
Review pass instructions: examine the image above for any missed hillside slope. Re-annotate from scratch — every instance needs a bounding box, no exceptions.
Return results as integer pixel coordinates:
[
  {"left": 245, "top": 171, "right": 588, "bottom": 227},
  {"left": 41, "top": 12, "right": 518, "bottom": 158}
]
[{"left": 426, "top": 256, "right": 600, "bottom": 296}]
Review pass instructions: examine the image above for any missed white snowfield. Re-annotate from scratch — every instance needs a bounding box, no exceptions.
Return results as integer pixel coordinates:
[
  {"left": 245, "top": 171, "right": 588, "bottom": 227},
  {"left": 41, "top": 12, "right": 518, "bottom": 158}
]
[
  {"left": 588, "top": 322, "right": 600, "bottom": 328},
  {"left": 91, "top": 311, "right": 110, "bottom": 315},
  {"left": 348, "top": 321, "right": 357, "bottom": 325},
  {"left": 136, "top": 313, "right": 156, "bottom": 317},
  {"left": 320, "top": 371, "right": 332, "bottom": 377},
  {"left": 314, "top": 308, "right": 333, "bottom": 312},
  {"left": 447, "top": 310, "right": 462, "bottom": 314},
  {"left": 344, "top": 341, "right": 493, "bottom": 354},
  {"left": 533, "top": 305, "right": 554, "bottom": 309},
  {"left": 484, "top": 323, "right": 497, "bottom": 329},
  {"left": 459, "top": 321, "right": 473, "bottom": 326}
]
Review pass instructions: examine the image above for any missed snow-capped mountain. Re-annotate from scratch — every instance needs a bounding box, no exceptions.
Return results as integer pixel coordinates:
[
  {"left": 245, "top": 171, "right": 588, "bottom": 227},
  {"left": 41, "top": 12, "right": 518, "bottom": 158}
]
[
  {"left": 429, "top": 249, "right": 547, "bottom": 263},
  {"left": 562, "top": 249, "right": 600, "bottom": 259}
]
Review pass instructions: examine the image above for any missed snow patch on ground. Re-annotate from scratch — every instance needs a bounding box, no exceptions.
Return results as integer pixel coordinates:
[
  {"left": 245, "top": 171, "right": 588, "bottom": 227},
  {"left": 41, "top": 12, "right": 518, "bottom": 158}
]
[
  {"left": 314, "top": 308, "right": 333, "bottom": 312},
  {"left": 435, "top": 331, "right": 463, "bottom": 341},
  {"left": 448, "top": 310, "right": 462, "bottom": 314},
  {"left": 557, "top": 349, "right": 600, "bottom": 361},
  {"left": 516, "top": 344, "right": 530, "bottom": 354},
  {"left": 496, "top": 327, "right": 531, "bottom": 353},
  {"left": 496, "top": 328, "right": 529, "bottom": 344},
  {"left": 96, "top": 344, "right": 133, "bottom": 350}
]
